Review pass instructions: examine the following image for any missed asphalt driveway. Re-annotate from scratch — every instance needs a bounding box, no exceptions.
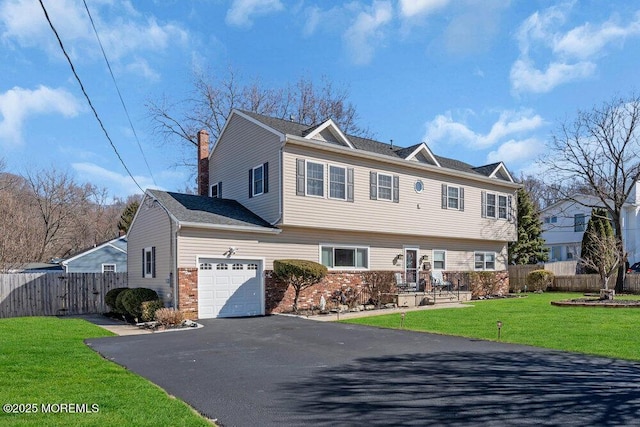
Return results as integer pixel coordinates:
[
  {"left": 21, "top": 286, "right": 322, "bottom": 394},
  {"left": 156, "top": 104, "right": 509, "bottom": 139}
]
[{"left": 87, "top": 315, "right": 640, "bottom": 426}]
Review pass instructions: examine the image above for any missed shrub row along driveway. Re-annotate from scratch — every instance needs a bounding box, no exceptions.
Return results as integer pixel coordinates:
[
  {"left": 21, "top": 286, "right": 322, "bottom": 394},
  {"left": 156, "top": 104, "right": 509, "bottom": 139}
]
[{"left": 87, "top": 315, "right": 640, "bottom": 426}]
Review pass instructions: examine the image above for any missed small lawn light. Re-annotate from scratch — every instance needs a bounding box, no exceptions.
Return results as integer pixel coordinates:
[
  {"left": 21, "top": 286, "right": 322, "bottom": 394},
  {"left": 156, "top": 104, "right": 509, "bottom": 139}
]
[
  {"left": 497, "top": 320, "right": 503, "bottom": 340},
  {"left": 401, "top": 312, "right": 406, "bottom": 329}
]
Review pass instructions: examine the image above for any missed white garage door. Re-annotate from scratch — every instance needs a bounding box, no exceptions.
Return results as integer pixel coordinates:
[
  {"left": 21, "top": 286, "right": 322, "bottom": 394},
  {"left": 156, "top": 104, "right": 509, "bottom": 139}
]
[{"left": 197, "top": 259, "right": 264, "bottom": 319}]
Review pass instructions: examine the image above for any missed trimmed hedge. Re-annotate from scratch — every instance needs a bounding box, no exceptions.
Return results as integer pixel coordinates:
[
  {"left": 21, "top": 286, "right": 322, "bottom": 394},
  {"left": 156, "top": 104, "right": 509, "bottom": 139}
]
[
  {"left": 115, "top": 289, "right": 131, "bottom": 315},
  {"left": 273, "top": 259, "right": 327, "bottom": 281},
  {"left": 105, "top": 287, "right": 129, "bottom": 313},
  {"left": 121, "top": 288, "right": 159, "bottom": 320},
  {"left": 526, "top": 269, "right": 555, "bottom": 292}
]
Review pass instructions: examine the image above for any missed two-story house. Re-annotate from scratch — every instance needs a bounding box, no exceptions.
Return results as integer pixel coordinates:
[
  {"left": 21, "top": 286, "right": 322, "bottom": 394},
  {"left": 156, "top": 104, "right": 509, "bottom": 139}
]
[
  {"left": 541, "top": 190, "right": 640, "bottom": 263},
  {"left": 128, "top": 110, "right": 519, "bottom": 319}
]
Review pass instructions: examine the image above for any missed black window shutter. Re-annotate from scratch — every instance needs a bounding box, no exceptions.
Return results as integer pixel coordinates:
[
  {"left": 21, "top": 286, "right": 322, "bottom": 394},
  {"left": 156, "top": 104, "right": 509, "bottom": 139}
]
[
  {"left": 460, "top": 187, "right": 465, "bottom": 211},
  {"left": 142, "top": 248, "right": 145, "bottom": 277},
  {"left": 347, "top": 168, "right": 354, "bottom": 202},
  {"left": 218, "top": 181, "right": 222, "bottom": 198},
  {"left": 392, "top": 175, "right": 399, "bottom": 203},
  {"left": 151, "top": 247, "right": 156, "bottom": 278},
  {"left": 263, "top": 162, "right": 269, "bottom": 194},
  {"left": 248, "top": 168, "right": 253, "bottom": 198},
  {"left": 508, "top": 195, "right": 513, "bottom": 221},
  {"left": 441, "top": 184, "right": 447, "bottom": 209},
  {"left": 296, "top": 159, "right": 305, "bottom": 196},
  {"left": 370, "top": 172, "right": 377, "bottom": 200}
]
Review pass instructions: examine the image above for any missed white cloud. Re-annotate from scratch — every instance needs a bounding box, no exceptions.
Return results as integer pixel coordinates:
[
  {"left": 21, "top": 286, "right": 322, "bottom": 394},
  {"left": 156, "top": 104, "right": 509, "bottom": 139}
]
[
  {"left": 424, "top": 109, "right": 545, "bottom": 149},
  {"left": 0, "top": 0, "right": 188, "bottom": 78},
  {"left": 399, "top": 0, "right": 449, "bottom": 19},
  {"left": 486, "top": 138, "right": 545, "bottom": 165},
  {"left": 72, "top": 162, "right": 155, "bottom": 198},
  {"left": 343, "top": 1, "right": 393, "bottom": 65},
  {"left": 510, "top": 58, "right": 595, "bottom": 94},
  {"left": 511, "top": 4, "right": 640, "bottom": 94},
  {"left": 0, "top": 86, "right": 80, "bottom": 147},
  {"left": 226, "top": 0, "right": 284, "bottom": 28}
]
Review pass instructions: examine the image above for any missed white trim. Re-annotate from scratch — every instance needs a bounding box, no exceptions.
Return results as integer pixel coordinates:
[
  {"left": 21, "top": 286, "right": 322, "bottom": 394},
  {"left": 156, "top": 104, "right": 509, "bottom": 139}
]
[
  {"left": 447, "top": 185, "right": 462, "bottom": 210},
  {"left": 305, "top": 159, "right": 325, "bottom": 198},
  {"left": 487, "top": 162, "right": 514, "bottom": 183},
  {"left": 102, "top": 263, "right": 116, "bottom": 273},
  {"left": 252, "top": 164, "right": 265, "bottom": 197},
  {"left": 319, "top": 243, "right": 370, "bottom": 270},
  {"left": 143, "top": 247, "right": 154, "bottom": 278},
  {"left": 304, "top": 119, "right": 355, "bottom": 149},
  {"left": 178, "top": 222, "right": 282, "bottom": 234},
  {"left": 377, "top": 172, "right": 393, "bottom": 201},
  {"left": 403, "top": 246, "right": 420, "bottom": 284},
  {"left": 432, "top": 249, "right": 446, "bottom": 270},
  {"left": 405, "top": 142, "right": 441, "bottom": 167},
  {"left": 474, "top": 251, "right": 496, "bottom": 271},
  {"left": 328, "top": 164, "right": 347, "bottom": 201}
]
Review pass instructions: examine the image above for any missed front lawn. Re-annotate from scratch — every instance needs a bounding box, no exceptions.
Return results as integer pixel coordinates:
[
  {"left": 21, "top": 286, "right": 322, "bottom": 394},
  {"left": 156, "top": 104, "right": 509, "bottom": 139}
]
[
  {"left": 0, "top": 317, "right": 212, "bottom": 427},
  {"left": 342, "top": 292, "right": 640, "bottom": 361}
]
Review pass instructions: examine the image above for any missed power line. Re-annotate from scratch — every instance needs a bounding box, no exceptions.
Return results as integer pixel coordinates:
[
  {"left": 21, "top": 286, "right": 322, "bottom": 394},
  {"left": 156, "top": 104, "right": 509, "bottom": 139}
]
[
  {"left": 38, "top": 0, "right": 144, "bottom": 193},
  {"left": 82, "top": 0, "right": 156, "bottom": 186}
]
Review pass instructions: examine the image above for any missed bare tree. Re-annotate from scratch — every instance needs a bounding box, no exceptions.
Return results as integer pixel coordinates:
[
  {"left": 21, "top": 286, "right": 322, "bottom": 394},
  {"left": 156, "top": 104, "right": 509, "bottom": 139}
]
[
  {"left": 579, "top": 231, "right": 621, "bottom": 298},
  {"left": 542, "top": 94, "right": 640, "bottom": 292},
  {"left": 147, "top": 67, "right": 370, "bottom": 176}
]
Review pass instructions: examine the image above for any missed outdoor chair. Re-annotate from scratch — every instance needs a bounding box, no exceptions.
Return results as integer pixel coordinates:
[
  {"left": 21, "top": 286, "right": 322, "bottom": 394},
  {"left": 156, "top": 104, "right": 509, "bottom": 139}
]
[
  {"left": 430, "top": 270, "right": 452, "bottom": 293},
  {"left": 395, "top": 272, "right": 410, "bottom": 293}
]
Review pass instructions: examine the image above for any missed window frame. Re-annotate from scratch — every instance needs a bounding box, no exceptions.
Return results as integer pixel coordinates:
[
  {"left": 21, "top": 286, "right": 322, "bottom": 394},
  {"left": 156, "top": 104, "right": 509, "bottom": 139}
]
[
  {"left": 102, "top": 263, "right": 116, "bottom": 273},
  {"left": 305, "top": 160, "right": 325, "bottom": 198},
  {"left": 252, "top": 164, "right": 264, "bottom": 197},
  {"left": 474, "top": 251, "right": 496, "bottom": 271},
  {"left": 320, "top": 245, "right": 369, "bottom": 270},
  {"left": 328, "top": 164, "right": 347, "bottom": 200},
  {"left": 432, "top": 249, "right": 446, "bottom": 270},
  {"left": 574, "top": 213, "right": 586, "bottom": 232},
  {"left": 143, "top": 247, "right": 155, "bottom": 278},
  {"left": 498, "top": 195, "right": 508, "bottom": 219},
  {"left": 486, "top": 193, "right": 497, "bottom": 218},
  {"left": 447, "top": 186, "right": 461, "bottom": 210},
  {"left": 377, "top": 173, "right": 393, "bottom": 201}
]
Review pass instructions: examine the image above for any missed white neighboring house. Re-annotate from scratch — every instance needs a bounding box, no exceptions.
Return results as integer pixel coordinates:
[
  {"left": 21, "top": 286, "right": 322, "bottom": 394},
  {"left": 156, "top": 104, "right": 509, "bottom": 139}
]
[{"left": 541, "top": 189, "right": 640, "bottom": 264}]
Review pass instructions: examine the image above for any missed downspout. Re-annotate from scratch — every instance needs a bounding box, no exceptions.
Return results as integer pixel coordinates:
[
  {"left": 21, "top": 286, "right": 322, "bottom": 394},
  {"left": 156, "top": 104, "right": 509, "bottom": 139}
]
[{"left": 270, "top": 136, "right": 286, "bottom": 226}]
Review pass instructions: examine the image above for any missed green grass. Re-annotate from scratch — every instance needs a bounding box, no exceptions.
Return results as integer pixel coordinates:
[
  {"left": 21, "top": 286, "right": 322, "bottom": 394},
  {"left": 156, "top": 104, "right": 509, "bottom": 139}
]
[
  {"left": 0, "top": 317, "right": 212, "bottom": 427},
  {"left": 343, "top": 292, "right": 640, "bottom": 361}
]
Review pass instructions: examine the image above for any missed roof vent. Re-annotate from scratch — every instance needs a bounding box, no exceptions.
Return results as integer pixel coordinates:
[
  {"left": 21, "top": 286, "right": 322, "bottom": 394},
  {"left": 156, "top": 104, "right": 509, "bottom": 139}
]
[{"left": 390, "top": 139, "right": 394, "bottom": 150}]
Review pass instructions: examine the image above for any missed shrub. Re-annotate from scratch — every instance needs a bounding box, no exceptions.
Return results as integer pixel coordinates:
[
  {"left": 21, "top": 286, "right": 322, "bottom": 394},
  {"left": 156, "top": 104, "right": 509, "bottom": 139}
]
[
  {"left": 273, "top": 259, "right": 327, "bottom": 312},
  {"left": 155, "top": 308, "right": 184, "bottom": 328},
  {"left": 331, "top": 287, "right": 361, "bottom": 309},
  {"left": 115, "top": 289, "right": 131, "bottom": 316},
  {"left": 105, "top": 287, "right": 128, "bottom": 313},
  {"left": 526, "top": 269, "right": 555, "bottom": 292},
  {"left": 121, "top": 288, "right": 159, "bottom": 320},
  {"left": 469, "top": 272, "right": 503, "bottom": 297},
  {"left": 141, "top": 299, "right": 165, "bottom": 322},
  {"left": 361, "top": 271, "right": 395, "bottom": 305}
]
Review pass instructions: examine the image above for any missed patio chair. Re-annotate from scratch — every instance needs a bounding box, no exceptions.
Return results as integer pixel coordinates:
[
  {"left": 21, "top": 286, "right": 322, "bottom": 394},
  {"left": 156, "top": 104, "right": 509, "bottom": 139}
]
[
  {"left": 394, "top": 272, "right": 409, "bottom": 293},
  {"left": 430, "top": 270, "right": 452, "bottom": 293}
]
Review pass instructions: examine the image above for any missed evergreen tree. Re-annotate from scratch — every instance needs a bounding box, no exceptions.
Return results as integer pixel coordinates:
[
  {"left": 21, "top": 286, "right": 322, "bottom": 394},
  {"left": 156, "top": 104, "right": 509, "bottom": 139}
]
[
  {"left": 117, "top": 200, "right": 139, "bottom": 234},
  {"left": 580, "top": 208, "right": 614, "bottom": 274},
  {"left": 508, "top": 188, "right": 548, "bottom": 265}
]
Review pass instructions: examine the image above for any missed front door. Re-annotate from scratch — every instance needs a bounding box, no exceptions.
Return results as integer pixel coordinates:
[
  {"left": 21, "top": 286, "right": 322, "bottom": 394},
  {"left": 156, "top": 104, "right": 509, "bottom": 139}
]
[{"left": 405, "top": 248, "right": 418, "bottom": 286}]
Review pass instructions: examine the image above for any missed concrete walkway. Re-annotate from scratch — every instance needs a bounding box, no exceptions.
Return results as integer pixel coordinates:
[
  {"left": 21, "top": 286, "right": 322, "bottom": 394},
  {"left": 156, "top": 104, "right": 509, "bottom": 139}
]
[
  {"left": 72, "top": 314, "right": 153, "bottom": 336},
  {"left": 300, "top": 301, "right": 470, "bottom": 322}
]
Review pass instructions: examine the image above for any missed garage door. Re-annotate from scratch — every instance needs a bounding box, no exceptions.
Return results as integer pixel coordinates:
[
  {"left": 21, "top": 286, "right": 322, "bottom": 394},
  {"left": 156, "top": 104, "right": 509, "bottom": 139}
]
[{"left": 197, "top": 259, "right": 264, "bottom": 319}]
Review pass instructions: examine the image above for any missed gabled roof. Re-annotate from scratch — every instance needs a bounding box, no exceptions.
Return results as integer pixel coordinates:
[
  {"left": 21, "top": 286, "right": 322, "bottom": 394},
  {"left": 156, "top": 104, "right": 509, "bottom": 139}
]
[
  {"left": 396, "top": 142, "right": 441, "bottom": 167},
  {"left": 302, "top": 118, "right": 355, "bottom": 149},
  {"left": 62, "top": 236, "right": 127, "bottom": 266},
  {"left": 146, "top": 189, "right": 280, "bottom": 234},
  {"left": 237, "top": 110, "right": 514, "bottom": 183}
]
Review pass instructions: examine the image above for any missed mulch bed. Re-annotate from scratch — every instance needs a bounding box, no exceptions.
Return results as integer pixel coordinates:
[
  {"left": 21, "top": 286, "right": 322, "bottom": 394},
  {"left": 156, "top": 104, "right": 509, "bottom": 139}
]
[{"left": 551, "top": 298, "right": 640, "bottom": 308}]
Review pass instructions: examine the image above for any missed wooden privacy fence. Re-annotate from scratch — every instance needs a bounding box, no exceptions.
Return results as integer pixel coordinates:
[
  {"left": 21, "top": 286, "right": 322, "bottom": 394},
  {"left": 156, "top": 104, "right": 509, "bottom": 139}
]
[{"left": 0, "top": 272, "right": 127, "bottom": 318}]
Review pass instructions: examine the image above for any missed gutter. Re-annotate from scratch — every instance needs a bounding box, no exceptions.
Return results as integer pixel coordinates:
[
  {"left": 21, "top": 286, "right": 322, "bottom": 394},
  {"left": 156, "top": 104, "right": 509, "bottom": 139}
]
[{"left": 177, "top": 222, "right": 282, "bottom": 234}]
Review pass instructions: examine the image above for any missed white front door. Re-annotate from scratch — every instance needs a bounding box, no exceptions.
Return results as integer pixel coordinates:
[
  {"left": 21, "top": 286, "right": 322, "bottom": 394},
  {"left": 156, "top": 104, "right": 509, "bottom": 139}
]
[{"left": 404, "top": 248, "right": 418, "bottom": 285}]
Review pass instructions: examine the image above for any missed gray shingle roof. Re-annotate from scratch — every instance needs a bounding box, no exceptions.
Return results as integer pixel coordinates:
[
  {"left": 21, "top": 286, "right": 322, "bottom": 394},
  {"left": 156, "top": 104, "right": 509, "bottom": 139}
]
[
  {"left": 238, "top": 110, "right": 511, "bottom": 181},
  {"left": 147, "top": 189, "right": 276, "bottom": 230}
]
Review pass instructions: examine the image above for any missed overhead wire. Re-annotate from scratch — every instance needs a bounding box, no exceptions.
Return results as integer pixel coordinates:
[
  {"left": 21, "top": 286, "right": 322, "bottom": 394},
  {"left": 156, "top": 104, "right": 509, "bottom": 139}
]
[
  {"left": 82, "top": 0, "right": 156, "bottom": 186},
  {"left": 37, "top": 0, "right": 144, "bottom": 193}
]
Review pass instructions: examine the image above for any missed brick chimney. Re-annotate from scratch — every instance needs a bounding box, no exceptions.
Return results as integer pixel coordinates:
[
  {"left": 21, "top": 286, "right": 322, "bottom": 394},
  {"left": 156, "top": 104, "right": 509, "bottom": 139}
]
[{"left": 197, "top": 130, "right": 209, "bottom": 196}]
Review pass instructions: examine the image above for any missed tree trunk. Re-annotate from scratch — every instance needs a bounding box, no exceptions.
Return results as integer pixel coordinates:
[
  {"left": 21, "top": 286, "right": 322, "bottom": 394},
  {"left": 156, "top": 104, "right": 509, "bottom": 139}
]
[
  {"left": 292, "top": 286, "right": 301, "bottom": 313},
  {"left": 614, "top": 220, "right": 625, "bottom": 293}
]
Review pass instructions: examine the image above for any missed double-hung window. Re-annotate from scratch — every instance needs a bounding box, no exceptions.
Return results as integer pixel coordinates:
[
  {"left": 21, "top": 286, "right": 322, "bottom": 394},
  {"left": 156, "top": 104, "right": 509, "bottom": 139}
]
[
  {"left": 498, "top": 195, "right": 508, "bottom": 219},
  {"left": 486, "top": 193, "right": 496, "bottom": 218},
  {"left": 474, "top": 252, "right": 495, "bottom": 270},
  {"left": 329, "top": 165, "right": 346, "bottom": 200},
  {"left": 252, "top": 164, "right": 264, "bottom": 196},
  {"left": 249, "top": 162, "right": 268, "bottom": 198},
  {"left": 377, "top": 173, "right": 393, "bottom": 201},
  {"left": 321, "top": 245, "right": 368, "bottom": 269},
  {"left": 306, "top": 161, "right": 324, "bottom": 197},
  {"left": 441, "top": 184, "right": 464, "bottom": 210},
  {"left": 210, "top": 181, "right": 222, "bottom": 198},
  {"left": 433, "top": 250, "right": 446, "bottom": 270}
]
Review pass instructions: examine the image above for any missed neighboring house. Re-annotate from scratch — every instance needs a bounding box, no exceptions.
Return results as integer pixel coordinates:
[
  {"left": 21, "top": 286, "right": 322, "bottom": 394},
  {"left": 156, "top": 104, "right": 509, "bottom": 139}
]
[
  {"left": 128, "top": 110, "right": 519, "bottom": 319},
  {"left": 9, "top": 263, "right": 64, "bottom": 273},
  {"left": 62, "top": 236, "right": 127, "bottom": 273},
  {"left": 541, "top": 190, "right": 640, "bottom": 264}
]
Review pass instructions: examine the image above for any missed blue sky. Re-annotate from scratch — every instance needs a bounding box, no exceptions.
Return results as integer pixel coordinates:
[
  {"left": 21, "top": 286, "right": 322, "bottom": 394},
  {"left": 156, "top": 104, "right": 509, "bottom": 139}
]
[{"left": 1, "top": 0, "right": 640, "bottom": 200}]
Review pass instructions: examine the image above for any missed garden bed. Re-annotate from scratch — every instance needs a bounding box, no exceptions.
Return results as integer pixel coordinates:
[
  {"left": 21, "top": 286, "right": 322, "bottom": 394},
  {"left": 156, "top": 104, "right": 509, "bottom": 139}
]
[{"left": 551, "top": 298, "right": 640, "bottom": 308}]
